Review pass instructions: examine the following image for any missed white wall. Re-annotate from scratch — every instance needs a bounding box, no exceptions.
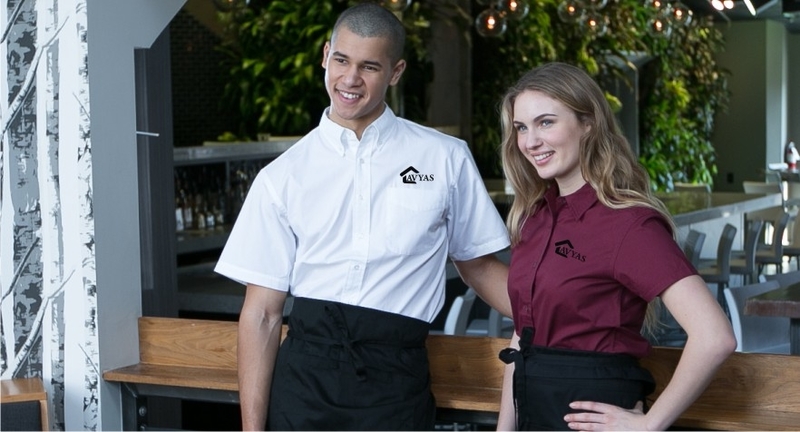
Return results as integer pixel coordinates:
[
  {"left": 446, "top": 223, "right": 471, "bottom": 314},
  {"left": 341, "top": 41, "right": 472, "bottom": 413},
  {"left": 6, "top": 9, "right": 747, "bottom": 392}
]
[{"left": 714, "top": 21, "right": 798, "bottom": 192}]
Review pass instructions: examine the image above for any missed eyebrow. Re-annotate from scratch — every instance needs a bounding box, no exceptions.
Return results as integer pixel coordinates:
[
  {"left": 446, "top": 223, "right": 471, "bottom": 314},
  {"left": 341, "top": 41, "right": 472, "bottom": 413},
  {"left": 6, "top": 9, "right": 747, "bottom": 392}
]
[{"left": 513, "top": 113, "right": 556, "bottom": 123}]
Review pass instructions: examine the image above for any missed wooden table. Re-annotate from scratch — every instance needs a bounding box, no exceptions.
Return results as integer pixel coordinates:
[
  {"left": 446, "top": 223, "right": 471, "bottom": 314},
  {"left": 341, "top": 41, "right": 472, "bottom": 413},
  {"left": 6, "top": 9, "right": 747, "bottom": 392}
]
[{"left": 744, "top": 282, "right": 800, "bottom": 355}]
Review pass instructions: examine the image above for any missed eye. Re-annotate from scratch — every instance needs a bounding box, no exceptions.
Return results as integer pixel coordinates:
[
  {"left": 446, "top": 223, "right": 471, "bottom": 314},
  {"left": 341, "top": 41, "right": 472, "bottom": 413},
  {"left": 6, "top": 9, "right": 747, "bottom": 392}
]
[
  {"left": 363, "top": 65, "right": 378, "bottom": 72},
  {"left": 514, "top": 123, "right": 527, "bottom": 133},
  {"left": 539, "top": 119, "right": 553, "bottom": 127},
  {"left": 333, "top": 57, "right": 347, "bottom": 65}
]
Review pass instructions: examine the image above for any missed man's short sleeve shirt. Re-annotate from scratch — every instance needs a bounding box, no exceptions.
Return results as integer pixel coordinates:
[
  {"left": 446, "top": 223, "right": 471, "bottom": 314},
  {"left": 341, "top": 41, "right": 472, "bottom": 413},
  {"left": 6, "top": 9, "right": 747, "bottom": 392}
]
[{"left": 215, "top": 107, "right": 509, "bottom": 322}]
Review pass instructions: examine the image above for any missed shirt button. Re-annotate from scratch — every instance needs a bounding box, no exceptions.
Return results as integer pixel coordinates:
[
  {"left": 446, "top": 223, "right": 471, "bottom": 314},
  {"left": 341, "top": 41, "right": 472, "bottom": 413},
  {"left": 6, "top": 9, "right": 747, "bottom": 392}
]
[{"left": 354, "top": 264, "right": 360, "bottom": 270}]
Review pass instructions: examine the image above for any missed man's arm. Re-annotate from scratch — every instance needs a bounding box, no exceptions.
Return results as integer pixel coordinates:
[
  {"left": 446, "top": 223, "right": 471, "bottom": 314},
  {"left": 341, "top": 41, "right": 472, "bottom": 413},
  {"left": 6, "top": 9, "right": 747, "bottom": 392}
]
[
  {"left": 452, "top": 254, "right": 511, "bottom": 317},
  {"left": 238, "top": 284, "right": 287, "bottom": 431}
]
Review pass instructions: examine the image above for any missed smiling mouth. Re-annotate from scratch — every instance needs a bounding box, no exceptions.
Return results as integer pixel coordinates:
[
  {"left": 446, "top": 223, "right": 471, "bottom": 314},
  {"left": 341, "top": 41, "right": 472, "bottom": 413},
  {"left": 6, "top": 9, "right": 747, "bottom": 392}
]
[
  {"left": 534, "top": 151, "right": 554, "bottom": 161},
  {"left": 338, "top": 90, "right": 361, "bottom": 100}
]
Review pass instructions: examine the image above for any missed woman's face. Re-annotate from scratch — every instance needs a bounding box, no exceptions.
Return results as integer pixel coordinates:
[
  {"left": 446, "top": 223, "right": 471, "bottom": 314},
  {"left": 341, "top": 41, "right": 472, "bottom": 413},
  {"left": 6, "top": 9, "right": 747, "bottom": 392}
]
[{"left": 513, "top": 90, "right": 590, "bottom": 196}]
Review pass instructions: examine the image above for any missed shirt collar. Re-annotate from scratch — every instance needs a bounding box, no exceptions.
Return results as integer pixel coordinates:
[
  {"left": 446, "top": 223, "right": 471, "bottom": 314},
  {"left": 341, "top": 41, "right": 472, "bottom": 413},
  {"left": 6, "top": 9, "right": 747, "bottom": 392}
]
[
  {"left": 543, "top": 182, "right": 597, "bottom": 220},
  {"left": 319, "top": 104, "right": 397, "bottom": 156}
]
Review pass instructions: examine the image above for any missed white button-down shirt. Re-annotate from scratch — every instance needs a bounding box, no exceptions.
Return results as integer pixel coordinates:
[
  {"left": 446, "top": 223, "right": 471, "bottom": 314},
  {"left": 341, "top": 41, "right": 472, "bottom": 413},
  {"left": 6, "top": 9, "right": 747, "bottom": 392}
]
[{"left": 215, "top": 106, "right": 509, "bottom": 322}]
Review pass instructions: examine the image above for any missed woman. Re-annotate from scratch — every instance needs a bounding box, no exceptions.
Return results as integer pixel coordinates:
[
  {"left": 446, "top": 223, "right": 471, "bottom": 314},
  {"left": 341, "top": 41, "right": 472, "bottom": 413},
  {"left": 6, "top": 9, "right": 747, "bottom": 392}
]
[{"left": 497, "top": 62, "right": 735, "bottom": 431}]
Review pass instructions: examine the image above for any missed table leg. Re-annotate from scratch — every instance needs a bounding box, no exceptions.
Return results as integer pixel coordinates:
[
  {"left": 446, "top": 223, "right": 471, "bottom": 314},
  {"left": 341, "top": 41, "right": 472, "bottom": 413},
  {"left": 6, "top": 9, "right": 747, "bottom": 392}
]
[{"left": 791, "top": 318, "right": 800, "bottom": 356}]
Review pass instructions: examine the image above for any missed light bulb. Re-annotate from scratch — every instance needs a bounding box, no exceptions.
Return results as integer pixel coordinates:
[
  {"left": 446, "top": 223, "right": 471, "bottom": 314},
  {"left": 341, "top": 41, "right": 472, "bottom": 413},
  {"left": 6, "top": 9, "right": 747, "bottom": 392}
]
[
  {"left": 382, "top": 0, "right": 411, "bottom": 12},
  {"left": 557, "top": 0, "right": 585, "bottom": 23},
  {"left": 711, "top": 0, "right": 724, "bottom": 10},
  {"left": 499, "top": 0, "right": 530, "bottom": 20},
  {"left": 581, "top": 11, "right": 609, "bottom": 37},
  {"left": 644, "top": 0, "right": 667, "bottom": 11},
  {"left": 647, "top": 12, "right": 673, "bottom": 38},
  {"left": 475, "top": 8, "right": 508, "bottom": 37},
  {"left": 671, "top": 1, "right": 693, "bottom": 26},
  {"left": 723, "top": 0, "right": 734, "bottom": 8}
]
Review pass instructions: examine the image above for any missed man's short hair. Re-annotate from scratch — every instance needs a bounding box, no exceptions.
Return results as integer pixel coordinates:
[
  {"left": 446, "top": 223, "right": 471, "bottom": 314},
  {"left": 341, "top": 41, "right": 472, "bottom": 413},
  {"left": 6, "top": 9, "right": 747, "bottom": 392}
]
[{"left": 332, "top": 3, "right": 406, "bottom": 63}]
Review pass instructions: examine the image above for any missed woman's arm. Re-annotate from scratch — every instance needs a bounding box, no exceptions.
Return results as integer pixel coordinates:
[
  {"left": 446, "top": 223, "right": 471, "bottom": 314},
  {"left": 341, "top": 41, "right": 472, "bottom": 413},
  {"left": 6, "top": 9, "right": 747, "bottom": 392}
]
[
  {"left": 497, "top": 332, "right": 520, "bottom": 431},
  {"left": 641, "top": 274, "right": 736, "bottom": 429},
  {"left": 565, "top": 275, "right": 736, "bottom": 430}
]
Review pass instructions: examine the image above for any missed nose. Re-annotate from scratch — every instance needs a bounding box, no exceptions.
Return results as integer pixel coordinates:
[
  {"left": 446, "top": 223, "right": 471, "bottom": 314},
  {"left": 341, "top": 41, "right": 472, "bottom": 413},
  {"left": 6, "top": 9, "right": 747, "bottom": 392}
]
[
  {"left": 343, "top": 65, "right": 362, "bottom": 87},
  {"left": 521, "top": 131, "right": 540, "bottom": 150}
]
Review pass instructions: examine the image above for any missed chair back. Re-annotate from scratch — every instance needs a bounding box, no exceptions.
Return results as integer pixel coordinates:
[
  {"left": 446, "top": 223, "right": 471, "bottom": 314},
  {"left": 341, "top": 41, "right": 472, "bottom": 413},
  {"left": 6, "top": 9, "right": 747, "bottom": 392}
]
[
  {"left": 683, "top": 229, "right": 706, "bottom": 268},
  {"left": 742, "top": 220, "right": 765, "bottom": 273},
  {"left": 770, "top": 212, "right": 792, "bottom": 257},
  {"left": 443, "top": 288, "right": 477, "bottom": 335},
  {"left": 723, "top": 280, "right": 791, "bottom": 353},
  {"left": 714, "top": 224, "right": 738, "bottom": 275}
]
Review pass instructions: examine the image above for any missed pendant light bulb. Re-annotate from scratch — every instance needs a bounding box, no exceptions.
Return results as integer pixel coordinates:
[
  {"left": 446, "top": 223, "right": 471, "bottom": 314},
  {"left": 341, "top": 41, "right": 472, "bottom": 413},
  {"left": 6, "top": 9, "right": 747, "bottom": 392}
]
[
  {"left": 475, "top": 7, "right": 508, "bottom": 37},
  {"left": 499, "top": 0, "right": 530, "bottom": 20},
  {"left": 557, "top": 0, "right": 586, "bottom": 23}
]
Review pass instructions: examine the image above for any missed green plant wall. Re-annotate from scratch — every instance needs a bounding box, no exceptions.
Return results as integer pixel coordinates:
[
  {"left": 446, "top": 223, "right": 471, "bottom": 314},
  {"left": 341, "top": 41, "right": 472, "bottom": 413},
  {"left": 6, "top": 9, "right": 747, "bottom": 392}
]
[
  {"left": 216, "top": 0, "right": 446, "bottom": 140},
  {"left": 470, "top": 0, "right": 729, "bottom": 191},
  {"left": 217, "top": 0, "right": 728, "bottom": 191}
]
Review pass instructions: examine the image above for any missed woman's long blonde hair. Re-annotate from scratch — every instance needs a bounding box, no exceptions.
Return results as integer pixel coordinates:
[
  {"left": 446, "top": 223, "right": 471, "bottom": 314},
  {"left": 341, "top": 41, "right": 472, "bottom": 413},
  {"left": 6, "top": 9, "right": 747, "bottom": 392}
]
[{"left": 500, "top": 62, "right": 672, "bottom": 333}]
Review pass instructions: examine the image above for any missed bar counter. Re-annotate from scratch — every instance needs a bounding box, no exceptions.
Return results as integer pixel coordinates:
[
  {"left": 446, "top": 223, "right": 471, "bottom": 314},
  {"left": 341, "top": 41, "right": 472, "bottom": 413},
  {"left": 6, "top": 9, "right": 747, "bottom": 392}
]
[
  {"left": 487, "top": 187, "right": 781, "bottom": 227},
  {"left": 656, "top": 191, "right": 781, "bottom": 226}
]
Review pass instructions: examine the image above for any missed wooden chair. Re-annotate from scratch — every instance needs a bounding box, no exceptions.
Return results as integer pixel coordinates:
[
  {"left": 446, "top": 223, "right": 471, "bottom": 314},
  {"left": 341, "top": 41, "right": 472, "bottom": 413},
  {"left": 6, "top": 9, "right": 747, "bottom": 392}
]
[
  {"left": 0, "top": 377, "right": 49, "bottom": 431},
  {"left": 723, "top": 280, "right": 790, "bottom": 354}
]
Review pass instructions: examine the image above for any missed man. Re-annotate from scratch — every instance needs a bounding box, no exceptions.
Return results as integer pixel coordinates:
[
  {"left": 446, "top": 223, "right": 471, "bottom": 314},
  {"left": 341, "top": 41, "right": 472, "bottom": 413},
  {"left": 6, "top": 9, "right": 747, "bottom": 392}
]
[{"left": 215, "top": 3, "right": 510, "bottom": 430}]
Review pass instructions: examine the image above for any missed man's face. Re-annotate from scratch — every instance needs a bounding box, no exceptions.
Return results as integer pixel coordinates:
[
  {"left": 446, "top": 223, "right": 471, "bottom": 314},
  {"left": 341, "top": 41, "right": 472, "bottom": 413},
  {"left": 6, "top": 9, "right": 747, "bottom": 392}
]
[{"left": 322, "top": 26, "right": 406, "bottom": 136}]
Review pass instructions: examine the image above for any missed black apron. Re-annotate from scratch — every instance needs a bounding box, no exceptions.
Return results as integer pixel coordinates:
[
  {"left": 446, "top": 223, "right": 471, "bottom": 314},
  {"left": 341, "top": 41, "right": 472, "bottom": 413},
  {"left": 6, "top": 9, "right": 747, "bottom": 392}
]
[
  {"left": 500, "top": 327, "right": 656, "bottom": 431},
  {"left": 267, "top": 297, "right": 435, "bottom": 431}
]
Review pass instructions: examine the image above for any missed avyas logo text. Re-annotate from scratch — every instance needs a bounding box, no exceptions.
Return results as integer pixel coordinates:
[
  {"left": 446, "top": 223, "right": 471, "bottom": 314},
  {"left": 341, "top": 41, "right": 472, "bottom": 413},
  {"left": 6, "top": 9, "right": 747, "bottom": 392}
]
[
  {"left": 554, "top": 239, "right": 585, "bottom": 262},
  {"left": 400, "top": 166, "right": 435, "bottom": 184}
]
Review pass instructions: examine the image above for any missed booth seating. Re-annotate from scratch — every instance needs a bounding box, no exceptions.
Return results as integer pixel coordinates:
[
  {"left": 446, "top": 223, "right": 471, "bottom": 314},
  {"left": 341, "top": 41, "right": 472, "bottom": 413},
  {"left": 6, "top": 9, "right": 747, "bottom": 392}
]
[
  {"left": 104, "top": 317, "right": 800, "bottom": 431},
  {"left": 0, "top": 377, "right": 49, "bottom": 431}
]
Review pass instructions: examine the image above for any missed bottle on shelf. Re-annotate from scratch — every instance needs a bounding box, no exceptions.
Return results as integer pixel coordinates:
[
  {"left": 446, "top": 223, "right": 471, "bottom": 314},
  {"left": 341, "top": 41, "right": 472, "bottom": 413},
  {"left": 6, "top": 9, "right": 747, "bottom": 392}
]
[{"left": 175, "top": 197, "right": 185, "bottom": 232}]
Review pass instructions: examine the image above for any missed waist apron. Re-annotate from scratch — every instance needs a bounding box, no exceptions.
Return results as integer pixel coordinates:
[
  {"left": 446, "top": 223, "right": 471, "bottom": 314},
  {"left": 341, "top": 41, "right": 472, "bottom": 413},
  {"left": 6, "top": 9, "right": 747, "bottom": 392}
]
[
  {"left": 500, "top": 327, "right": 655, "bottom": 431},
  {"left": 267, "top": 297, "right": 435, "bottom": 431}
]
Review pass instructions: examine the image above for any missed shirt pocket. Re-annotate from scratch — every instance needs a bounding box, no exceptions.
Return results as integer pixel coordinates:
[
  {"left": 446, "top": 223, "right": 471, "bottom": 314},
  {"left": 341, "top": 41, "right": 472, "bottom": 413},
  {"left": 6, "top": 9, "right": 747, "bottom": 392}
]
[{"left": 385, "top": 187, "right": 446, "bottom": 255}]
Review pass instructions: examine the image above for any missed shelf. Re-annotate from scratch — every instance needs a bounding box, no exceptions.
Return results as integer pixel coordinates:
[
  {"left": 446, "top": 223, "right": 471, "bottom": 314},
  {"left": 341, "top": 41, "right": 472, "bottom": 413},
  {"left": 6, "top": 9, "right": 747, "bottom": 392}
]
[
  {"left": 174, "top": 140, "right": 297, "bottom": 166},
  {"left": 176, "top": 227, "right": 231, "bottom": 254}
]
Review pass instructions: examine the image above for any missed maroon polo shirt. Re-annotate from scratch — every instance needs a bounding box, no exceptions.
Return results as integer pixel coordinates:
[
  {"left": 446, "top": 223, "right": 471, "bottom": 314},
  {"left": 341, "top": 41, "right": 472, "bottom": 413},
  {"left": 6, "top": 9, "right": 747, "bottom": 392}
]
[{"left": 508, "top": 183, "right": 697, "bottom": 358}]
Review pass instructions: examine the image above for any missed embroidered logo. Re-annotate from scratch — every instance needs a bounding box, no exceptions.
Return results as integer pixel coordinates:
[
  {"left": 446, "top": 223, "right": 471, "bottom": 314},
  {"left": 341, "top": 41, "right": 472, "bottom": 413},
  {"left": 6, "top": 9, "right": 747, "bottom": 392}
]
[
  {"left": 554, "top": 239, "right": 586, "bottom": 262},
  {"left": 400, "top": 166, "right": 435, "bottom": 184}
]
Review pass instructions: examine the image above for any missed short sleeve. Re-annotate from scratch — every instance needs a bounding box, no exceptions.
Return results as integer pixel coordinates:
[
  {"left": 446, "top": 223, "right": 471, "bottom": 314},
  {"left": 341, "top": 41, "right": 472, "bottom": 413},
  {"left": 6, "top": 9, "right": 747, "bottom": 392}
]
[
  {"left": 614, "top": 214, "right": 697, "bottom": 301},
  {"left": 214, "top": 170, "right": 295, "bottom": 291},
  {"left": 446, "top": 144, "right": 510, "bottom": 261}
]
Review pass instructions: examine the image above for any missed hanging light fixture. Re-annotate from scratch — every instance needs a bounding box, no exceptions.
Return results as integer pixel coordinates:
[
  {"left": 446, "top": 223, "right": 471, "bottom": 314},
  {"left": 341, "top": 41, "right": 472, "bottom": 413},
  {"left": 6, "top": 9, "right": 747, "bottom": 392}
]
[
  {"left": 671, "top": 1, "right": 693, "bottom": 26},
  {"left": 581, "top": 10, "right": 609, "bottom": 37},
  {"left": 475, "top": 7, "right": 508, "bottom": 37},
  {"left": 722, "top": 0, "right": 735, "bottom": 8},
  {"left": 710, "top": 0, "right": 725, "bottom": 9},
  {"left": 648, "top": 6, "right": 674, "bottom": 37},
  {"left": 499, "top": 0, "right": 530, "bottom": 20},
  {"left": 557, "top": 0, "right": 586, "bottom": 24}
]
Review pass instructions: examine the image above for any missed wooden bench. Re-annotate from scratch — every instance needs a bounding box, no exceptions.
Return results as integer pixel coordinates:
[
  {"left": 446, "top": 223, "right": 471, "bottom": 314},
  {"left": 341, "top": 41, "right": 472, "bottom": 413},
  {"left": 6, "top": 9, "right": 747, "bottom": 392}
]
[
  {"left": 104, "top": 317, "right": 800, "bottom": 430},
  {"left": 1, "top": 377, "right": 49, "bottom": 431}
]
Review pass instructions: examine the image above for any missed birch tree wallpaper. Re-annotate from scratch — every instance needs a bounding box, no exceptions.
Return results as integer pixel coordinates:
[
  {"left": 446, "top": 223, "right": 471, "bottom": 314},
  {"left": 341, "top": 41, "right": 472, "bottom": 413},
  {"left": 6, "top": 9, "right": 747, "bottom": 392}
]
[{"left": 1, "top": 0, "right": 98, "bottom": 429}]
